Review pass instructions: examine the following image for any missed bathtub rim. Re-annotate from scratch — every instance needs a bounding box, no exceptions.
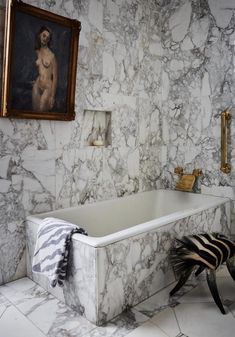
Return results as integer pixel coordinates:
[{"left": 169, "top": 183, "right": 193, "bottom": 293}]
[{"left": 26, "top": 190, "right": 230, "bottom": 248}]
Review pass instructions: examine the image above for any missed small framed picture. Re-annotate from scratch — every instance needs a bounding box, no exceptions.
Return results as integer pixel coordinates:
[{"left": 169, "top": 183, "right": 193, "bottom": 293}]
[{"left": 1, "top": 0, "right": 81, "bottom": 120}]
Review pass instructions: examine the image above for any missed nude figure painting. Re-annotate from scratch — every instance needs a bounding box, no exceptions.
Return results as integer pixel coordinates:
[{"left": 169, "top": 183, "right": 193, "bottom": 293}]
[{"left": 1, "top": 0, "right": 80, "bottom": 121}]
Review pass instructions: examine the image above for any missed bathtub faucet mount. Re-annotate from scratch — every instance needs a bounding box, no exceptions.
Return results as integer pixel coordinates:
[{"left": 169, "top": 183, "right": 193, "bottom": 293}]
[{"left": 174, "top": 167, "right": 203, "bottom": 192}]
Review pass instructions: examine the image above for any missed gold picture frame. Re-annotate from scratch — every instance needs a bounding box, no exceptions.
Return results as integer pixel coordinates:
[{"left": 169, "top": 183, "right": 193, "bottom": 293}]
[{"left": 1, "top": 0, "right": 81, "bottom": 121}]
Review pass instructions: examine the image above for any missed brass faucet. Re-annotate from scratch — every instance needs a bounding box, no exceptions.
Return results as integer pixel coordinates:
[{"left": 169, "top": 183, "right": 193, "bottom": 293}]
[{"left": 174, "top": 167, "right": 203, "bottom": 192}]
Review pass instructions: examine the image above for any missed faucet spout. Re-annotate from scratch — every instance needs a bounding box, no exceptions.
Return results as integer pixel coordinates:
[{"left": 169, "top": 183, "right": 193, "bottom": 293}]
[
  {"left": 174, "top": 167, "right": 202, "bottom": 192},
  {"left": 175, "top": 174, "right": 196, "bottom": 192}
]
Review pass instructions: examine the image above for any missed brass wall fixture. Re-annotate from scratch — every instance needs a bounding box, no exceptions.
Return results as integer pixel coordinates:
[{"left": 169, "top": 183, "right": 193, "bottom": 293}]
[
  {"left": 174, "top": 167, "right": 203, "bottom": 192},
  {"left": 220, "top": 108, "right": 231, "bottom": 174}
]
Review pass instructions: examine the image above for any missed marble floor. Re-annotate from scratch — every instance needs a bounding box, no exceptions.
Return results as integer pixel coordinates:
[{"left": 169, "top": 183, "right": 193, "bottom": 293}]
[{"left": 0, "top": 267, "right": 234, "bottom": 337}]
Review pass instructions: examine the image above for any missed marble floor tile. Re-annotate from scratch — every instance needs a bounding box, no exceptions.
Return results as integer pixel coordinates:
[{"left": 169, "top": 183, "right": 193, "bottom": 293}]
[
  {"left": 0, "top": 278, "right": 96, "bottom": 337},
  {"left": 81, "top": 308, "right": 149, "bottom": 337},
  {"left": 134, "top": 280, "right": 198, "bottom": 318},
  {"left": 179, "top": 275, "right": 235, "bottom": 304},
  {"left": 27, "top": 298, "right": 96, "bottom": 336},
  {"left": 25, "top": 296, "right": 64, "bottom": 334},
  {"left": 134, "top": 283, "right": 174, "bottom": 318},
  {"left": 123, "top": 321, "right": 169, "bottom": 337},
  {"left": 174, "top": 302, "right": 235, "bottom": 337},
  {"left": 0, "top": 277, "right": 36, "bottom": 293},
  {"left": 0, "top": 305, "right": 7, "bottom": 318},
  {"left": 0, "top": 275, "right": 235, "bottom": 337},
  {"left": 150, "top": 307, "right": 180, "bottom": 337},
  {"left": 0, "top": 305, "right": 46, "bottom": 337},
  {"left": 216, "top": 276, "right": 235, "bottom": 302},
  {"left": 0, "top": 292, "right": 11, "bottom": 307},
  {"left": 0, "top": 277, "right": 46, "bottom": 306},
  {"left": 178, "top": 282, "right": 213, "bottom": 304},
  {"left": 229, "top": 302, "right": 235, "bottom": 318}
]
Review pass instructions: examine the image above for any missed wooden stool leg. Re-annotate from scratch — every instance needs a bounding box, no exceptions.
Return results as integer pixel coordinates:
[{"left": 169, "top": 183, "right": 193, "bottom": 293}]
[
  {"left": 226, "top": 258, "right": 235, "bottom": 281},
  {"left": 170, "top": 268, "right": 193, "bottom": 296},
  {"left": 206, "top": 269, "right": 226, "bottom": 314}
]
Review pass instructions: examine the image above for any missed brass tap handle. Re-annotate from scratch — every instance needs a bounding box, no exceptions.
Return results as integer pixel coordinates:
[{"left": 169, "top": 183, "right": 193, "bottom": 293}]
[
  {"left": 192, "top": 169, "right": 203, "bottom": 177},
  {"left": 174, "top": 167, "right": 184, "bottom": 175}
]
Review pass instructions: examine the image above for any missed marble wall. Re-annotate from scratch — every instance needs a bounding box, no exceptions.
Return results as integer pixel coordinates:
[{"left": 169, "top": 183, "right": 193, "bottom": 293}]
[
  {"left": 1, "top": 0, "right": 235, "bottom": 286},
  {"left": 160, "top": 0, "right": 235, "bottom": 228},
  {"left": 0, "top": 0, "right": 162, "bottom": 285}
]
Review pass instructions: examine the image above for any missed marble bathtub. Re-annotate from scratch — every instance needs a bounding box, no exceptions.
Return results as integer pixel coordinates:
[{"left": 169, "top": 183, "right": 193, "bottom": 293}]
[{"left": 26, "top": 189, "right": 231, "bottom": 325}]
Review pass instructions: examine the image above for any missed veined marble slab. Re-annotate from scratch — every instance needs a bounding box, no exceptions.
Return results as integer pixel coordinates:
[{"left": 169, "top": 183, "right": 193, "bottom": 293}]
[{"left": 160, "top": 0, "right": 235, "bottom": 214}]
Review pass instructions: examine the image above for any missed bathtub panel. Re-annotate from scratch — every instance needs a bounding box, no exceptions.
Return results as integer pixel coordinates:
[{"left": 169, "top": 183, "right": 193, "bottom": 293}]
[
  {"left": 96, "top": 202, "right": 230, "bottom": 324},
  {"left": 26, "top": 221, "right": 97, "bottom": 322},
  {"left": 63, "top": 240, "right": 97, "bottom": 323},
  {"left": 26, "top": 193, "right": 231, "bottom": 325}
]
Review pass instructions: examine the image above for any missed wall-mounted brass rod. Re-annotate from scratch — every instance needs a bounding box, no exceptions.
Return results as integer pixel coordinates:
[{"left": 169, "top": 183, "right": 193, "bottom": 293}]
[
  {"left": 220, "top": 108, "right": 231, "bottom": 174},
  {"left": 1, "top": 0, "right": 12, "bottom": 116}
]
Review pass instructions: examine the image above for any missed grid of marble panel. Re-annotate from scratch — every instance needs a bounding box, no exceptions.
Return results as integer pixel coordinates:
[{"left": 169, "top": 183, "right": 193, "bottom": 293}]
[{"left": 0, "top": 0, "right": 162, "bottom": 285}]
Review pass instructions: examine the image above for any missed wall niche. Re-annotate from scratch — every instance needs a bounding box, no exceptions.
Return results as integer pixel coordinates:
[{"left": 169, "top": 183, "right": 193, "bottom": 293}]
[{"left": 82, "top": 109, "right": 112, "bottom": 147}]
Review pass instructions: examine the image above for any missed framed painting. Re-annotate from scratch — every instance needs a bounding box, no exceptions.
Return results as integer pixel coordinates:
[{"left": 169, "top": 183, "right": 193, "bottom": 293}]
[{"left": 1, "top": 0, "right": 81, "bottom": 120}]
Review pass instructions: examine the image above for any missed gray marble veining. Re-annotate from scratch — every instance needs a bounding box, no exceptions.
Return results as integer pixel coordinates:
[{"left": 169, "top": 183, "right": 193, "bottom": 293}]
[
  {"left": 0, "top": 0, "right": 161, "bottom": 285},
  {"left": 1, "top": 0, "right": 235, "bottom": 291},
  {"left": 160, "top": 0, "right": 235, "bottom": 210},
  {"left": 95, "top": 202, "right": 230, "bottom": 324},
  {"left": 1, "top": 271, "right": 234, "bottom": 337}
]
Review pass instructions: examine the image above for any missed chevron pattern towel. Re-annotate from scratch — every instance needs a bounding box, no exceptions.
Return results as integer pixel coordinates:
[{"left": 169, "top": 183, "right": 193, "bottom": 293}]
[{"left": 32, "top": 217, "right": 88, "bottom": 287}]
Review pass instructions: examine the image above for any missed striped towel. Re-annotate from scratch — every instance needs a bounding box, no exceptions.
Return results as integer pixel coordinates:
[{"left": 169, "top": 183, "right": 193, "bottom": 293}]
[{"left": 32, "top": 217, "right": 88, "bottom": 287}]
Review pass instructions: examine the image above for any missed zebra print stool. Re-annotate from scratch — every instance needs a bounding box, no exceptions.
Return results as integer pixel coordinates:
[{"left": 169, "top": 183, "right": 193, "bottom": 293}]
[{"left": 169, "top": 232, "right": 235, "bottom": 314}]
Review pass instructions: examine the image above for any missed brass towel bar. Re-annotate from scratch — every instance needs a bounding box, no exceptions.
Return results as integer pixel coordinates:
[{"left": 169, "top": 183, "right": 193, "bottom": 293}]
[{"left": 220, "top": 108, "right": 231, "bottom": 174}]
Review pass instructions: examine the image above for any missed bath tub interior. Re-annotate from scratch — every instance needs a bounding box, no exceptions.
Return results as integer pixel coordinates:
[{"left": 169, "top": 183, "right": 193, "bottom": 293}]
[{"left": 27, "top": 189, "right": 229, "bottom": 239}]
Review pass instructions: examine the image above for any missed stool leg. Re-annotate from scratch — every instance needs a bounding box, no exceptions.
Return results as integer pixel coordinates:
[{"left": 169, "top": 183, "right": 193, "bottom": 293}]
[
  {"left": 206, "top": 269, "right": 226, "bottom": 314},
  {"left": 226, "top": 258, "right": 235, "bottom": 281},
  {"left": 170, "top": 268, "right": 193, "bottom": 296},
  {"left": 195, "top": 265, "right": 205, "bottom": 277}
]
